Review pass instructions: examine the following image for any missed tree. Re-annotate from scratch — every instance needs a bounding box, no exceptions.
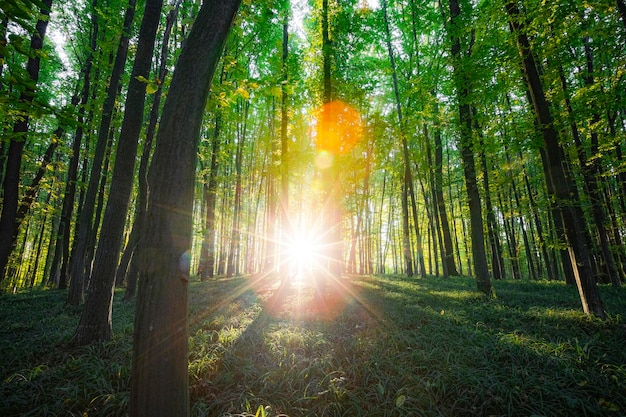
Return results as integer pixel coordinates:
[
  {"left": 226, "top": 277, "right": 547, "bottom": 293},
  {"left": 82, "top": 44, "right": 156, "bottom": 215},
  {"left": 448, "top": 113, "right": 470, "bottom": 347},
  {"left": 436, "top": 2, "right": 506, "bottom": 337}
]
[
  {"left": 118, "top": 0, "right": 181, "bottom": 296},
  {"left": 67, "top": 0, "right": 137, "bottom": 306},
  {"left": 70, "top": 0, "right": 164, "bottom": 346},
  {"left": 504, "top": 0, "right": 605, "bottom": 318},
  {"left": 443, "top": 0, "right": 492, "bottom": 296},
  {"left": 130, "top": 1, "right": 241, "bottom": 415},
  {"left": 0, "top": 0, "right": 54, "bottom": 281},
  {"left": 49, "top": 0, "right": 99, "bottom": 290}
]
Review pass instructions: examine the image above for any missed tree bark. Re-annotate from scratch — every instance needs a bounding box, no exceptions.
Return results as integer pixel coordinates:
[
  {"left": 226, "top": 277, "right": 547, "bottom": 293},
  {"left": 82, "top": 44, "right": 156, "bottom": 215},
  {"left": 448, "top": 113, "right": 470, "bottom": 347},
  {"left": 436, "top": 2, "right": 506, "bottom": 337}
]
[
  {"left": 130, "top": 1, "right": 240, "bottom": 416},
  {"left": 318, "top": 0, "right": 343, "bottom": 293},
  {"left": 505, "top": 0, "right": 605, "bottom": 317},
  {"left": 382, "top": 0, "right": 417, "bottom": 277},
  {"left": 432, "top": 101, "right": 459, "bottom": 276},
  {"left": 445, "top": 0, "right": 492, "bottom": 295},
  {"left": 50, "top": 0, "right": 99, "bottom": 289},
  {"left": 121, "top": 0, "right": 180, "bottom": 297},
  {"left": 70, "top": 0, "right": 164, "bottom": 346},
  {"left": 67, "top": 0, "right": 136, "bottom": 306},
  {"left": 0, "top": 0, "right": 54, "bottom": 281},
  {"left": 280, "top": 10, "right": 290, "bottom": 285}
]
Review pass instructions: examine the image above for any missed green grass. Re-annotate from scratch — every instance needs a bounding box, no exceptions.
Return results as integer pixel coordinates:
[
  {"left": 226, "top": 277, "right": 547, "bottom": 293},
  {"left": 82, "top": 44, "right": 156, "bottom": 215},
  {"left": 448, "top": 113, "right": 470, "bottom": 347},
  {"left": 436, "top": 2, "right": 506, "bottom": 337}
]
[{"left": 2, "top": 275, "right": 626, "bottom": 416}]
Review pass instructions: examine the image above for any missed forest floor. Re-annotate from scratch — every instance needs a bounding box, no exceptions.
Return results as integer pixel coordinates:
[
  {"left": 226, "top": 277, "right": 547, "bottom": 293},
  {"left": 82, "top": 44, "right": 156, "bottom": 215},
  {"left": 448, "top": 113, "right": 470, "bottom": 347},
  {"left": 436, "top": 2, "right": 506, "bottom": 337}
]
[{"left": 1, "top": 273, "right": 626, "bottom": 416}]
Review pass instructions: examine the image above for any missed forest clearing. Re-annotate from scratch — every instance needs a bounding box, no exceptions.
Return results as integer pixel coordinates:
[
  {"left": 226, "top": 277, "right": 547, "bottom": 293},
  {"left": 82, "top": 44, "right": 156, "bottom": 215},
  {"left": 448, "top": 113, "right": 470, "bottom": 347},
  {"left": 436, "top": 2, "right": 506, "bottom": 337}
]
[
  {"left": 1, "top": 0, "right": 626, "bottom": 415},
  {"left": 2, "top": 274, "right": 626, "bottom": 416}
]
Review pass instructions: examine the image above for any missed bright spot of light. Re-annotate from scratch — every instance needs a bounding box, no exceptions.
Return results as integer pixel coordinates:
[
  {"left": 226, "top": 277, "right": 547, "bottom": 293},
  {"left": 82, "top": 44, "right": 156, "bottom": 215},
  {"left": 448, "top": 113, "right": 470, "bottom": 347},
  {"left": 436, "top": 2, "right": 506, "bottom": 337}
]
[
  {"left": 312, "top": 100, "right": 363, "bottom": 156},
  {"left": 285, "top": 233, "right": 322, "bottom": 270}
]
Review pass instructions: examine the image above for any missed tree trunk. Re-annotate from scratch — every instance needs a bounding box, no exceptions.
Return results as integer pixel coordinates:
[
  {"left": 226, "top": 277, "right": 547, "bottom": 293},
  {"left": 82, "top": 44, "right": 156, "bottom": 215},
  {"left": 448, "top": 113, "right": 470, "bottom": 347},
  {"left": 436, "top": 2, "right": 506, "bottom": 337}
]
[
  {"left": 0, "top": 0, "right": 53, "bottom": 281},
  {"left": 505, "top": 0, "right": 605, "bottom": 317},
  {"left": 122, "top": 0, "right": 180, "bottom": 297},
  {"left": 580, "top": 37, "right": 620, "bottom": 286},
  {"left": 446, "top": 0, "right": 492, "bottom": 295},
  {"left": 200, "top": 112, "right": 222, "bottom": 280},
  {"left": 280, "top": 10, "right": 290, "bottom": 285},
  {"left": 433, "top": 101, "right": 459, "bottom": 276},
  {"left": 67, "top": 0, "right": 136, "bottom": 306},
  {"left": 475, "top": 109, "right": 505, "bottom": 281},
  {"left": 227, "top": 101, "right": 248, "bottom": 277},
  {"left": 382, "top": 0, "right": 416, "bottom": 277},
  {"left": 130, "top": 2, "right": 240, "bottom": 416},
  {"left": 50, "top": 0, "right": 99, "bottom": 288},
  {"left": 71, "top": 0, "right": 164, "bottom": 346},
  {"left": 318, "top": 0, "right": 343, "bottom": 293}
]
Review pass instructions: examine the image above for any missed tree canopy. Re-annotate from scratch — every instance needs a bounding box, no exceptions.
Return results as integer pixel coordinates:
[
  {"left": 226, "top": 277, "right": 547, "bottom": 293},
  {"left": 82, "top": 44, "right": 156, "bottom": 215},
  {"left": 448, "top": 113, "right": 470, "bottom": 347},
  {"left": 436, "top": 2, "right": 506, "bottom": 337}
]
[{"left": 1, "top": 0, "right": 625, "bottom": 319}]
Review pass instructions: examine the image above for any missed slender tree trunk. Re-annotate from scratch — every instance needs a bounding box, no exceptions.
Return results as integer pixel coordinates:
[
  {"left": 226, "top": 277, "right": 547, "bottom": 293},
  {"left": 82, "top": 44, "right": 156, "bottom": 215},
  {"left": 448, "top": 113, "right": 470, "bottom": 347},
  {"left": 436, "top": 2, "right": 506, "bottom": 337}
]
[
  {"left": 505, "top": 0, "right": 605, "bottom": 317},
  {"left": 202, "top": 113, "right": 222, "bottom": 280},
  {"left": 67, "top": 0, "right": 136, "bottom": 306},
  {"left": 29, "top": 190, "right": 53, "bottom": 287},
  {"left": 131, "top": 2, "right": 240, "bottom": 416},
  {"left": 446, "top": 0, "right": 492, "bottom": 295},
  {"left": 433, "top": 102, "right": 459, "bottom": 276},
  {"left": 0, "top": 0, "right": 54, "bottom": 281},
  {"left": 498, "top": 190, "right": 521, "bottom": 279},
  {"left": 474, "top": 107, "right": 505, "bottom": 281},
  {"left": 580, "top": 37, "right": 620, "bottom": 286},
  {"left": 227, "top": 101, "right": 248, "bottom": 277},
  {"left": 50, "top": 1, "right": 99, "bottom": 288},
  {"left": 382, "top": 0, "right": 417, "bottom": 277},
  {"left": 520, "top": 154, "right": 557, "bottom": 280},
  {"left": 123, "top": 0, "right": 180, "bottom": 297},
  {"left": 318, "top": 0, "right": 343, "bottom": 294},
  {"left": 280, "top": 10, "right": 290, "bottom": 286},
  {"left": 71, "top": 0, "right": 164, "bottom": 346},
  {"left": 507, "top": 156, "right": 537, "bottom": 280}
]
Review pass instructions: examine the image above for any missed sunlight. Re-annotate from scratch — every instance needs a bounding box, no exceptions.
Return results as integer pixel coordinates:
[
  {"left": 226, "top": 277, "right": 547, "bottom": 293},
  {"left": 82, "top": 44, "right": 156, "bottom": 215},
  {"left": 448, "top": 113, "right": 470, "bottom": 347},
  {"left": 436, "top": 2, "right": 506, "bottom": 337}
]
[{"left": 283, "top": 230, "right": 324, "bottom": 285}]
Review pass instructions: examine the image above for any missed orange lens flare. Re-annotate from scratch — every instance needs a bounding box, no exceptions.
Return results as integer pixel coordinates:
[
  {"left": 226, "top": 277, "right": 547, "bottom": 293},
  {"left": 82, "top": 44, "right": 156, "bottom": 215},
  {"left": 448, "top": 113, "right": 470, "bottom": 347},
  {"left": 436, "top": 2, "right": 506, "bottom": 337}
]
[{"left": 313, "top": 100, "right": 363, "bottom": 156}]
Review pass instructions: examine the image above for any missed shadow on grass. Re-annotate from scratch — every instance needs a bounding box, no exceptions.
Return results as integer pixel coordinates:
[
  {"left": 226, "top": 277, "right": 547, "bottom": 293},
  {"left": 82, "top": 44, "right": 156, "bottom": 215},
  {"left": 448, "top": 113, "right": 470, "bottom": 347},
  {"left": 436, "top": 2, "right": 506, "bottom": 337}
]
[
  {"left": 188, "top": 274, "right": 626, "bottom": 417},
  {"left": 2, "top": 275, "right": 625, "bottom": 417}
]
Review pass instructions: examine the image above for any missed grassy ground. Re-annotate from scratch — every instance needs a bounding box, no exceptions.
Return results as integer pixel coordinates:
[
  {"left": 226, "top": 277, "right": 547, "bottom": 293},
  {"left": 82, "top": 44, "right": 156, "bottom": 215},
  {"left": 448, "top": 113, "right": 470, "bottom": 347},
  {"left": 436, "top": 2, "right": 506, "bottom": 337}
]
[{"left": 1, "top": 274, "right": 625, "bottom": 416}]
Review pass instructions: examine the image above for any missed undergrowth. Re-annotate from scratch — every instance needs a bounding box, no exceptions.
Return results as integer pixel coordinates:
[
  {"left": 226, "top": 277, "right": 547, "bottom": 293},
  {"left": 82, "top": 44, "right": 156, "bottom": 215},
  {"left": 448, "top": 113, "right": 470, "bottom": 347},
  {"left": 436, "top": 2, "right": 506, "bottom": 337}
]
[{"left": 1, "top": 275, "right": 625, "bottom": 416}]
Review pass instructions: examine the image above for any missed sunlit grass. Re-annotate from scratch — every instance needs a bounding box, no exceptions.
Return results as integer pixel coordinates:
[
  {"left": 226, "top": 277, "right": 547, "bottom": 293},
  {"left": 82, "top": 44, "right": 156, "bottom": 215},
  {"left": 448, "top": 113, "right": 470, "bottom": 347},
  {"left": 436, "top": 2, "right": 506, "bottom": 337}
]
[{"left": 1, "top": 275, "right": 625, "bottom": 416}]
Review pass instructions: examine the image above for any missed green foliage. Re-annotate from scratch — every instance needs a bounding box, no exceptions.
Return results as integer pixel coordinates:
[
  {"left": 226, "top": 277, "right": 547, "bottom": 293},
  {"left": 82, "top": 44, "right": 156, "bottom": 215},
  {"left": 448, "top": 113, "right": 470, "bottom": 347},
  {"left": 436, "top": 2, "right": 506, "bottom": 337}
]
[
  {"left": 2, "top": 277, "right": 626, "bottom": 416},
  {"left": 0, "top": 289, "right": 135, "bottom": 417},
  {"left": 0, "top": 0, "right": 48, "bottom": 32}
]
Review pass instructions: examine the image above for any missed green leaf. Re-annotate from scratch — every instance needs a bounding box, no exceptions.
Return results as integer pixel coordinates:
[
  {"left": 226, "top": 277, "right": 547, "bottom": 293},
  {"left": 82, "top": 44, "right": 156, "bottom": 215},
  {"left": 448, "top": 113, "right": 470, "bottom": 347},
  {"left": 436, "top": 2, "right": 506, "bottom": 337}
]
[
  {"left": 146, "top": 83, "right": 158, "bottom": 94},
  {"left": 395, "top": 394, "right": 406, "bottom": 407}
]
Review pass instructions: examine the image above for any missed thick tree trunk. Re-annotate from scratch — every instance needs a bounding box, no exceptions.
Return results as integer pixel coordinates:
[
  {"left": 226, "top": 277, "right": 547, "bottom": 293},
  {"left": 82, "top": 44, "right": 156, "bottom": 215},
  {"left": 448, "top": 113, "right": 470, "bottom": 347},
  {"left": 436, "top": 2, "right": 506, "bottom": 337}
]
[
  {"left": 0, "top": 0, "right": 54, "bottom": 281},
  {"left": 67, "top": 0, "right": 136, "bottom": 306},
  {"left": 505, "top": 0, "right": 605, "bottom": 318},
  {"left": 130, "top": 2, "right": 240, "bottom": 416}
]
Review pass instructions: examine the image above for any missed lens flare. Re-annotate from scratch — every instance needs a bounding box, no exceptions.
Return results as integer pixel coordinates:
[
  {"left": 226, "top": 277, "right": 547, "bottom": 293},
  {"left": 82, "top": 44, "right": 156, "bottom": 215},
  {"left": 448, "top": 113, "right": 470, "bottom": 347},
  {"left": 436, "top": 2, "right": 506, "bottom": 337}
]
[{"left": 312, "top": 100, "right": 363, "bottom": 156}]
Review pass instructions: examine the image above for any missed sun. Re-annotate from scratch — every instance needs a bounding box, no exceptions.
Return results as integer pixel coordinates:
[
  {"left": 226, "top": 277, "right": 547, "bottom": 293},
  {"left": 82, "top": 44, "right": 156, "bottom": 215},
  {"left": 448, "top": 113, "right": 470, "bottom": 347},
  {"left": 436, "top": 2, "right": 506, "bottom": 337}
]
[{"left": 283, "top": 231, "right": 324, "bottom": 277}]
